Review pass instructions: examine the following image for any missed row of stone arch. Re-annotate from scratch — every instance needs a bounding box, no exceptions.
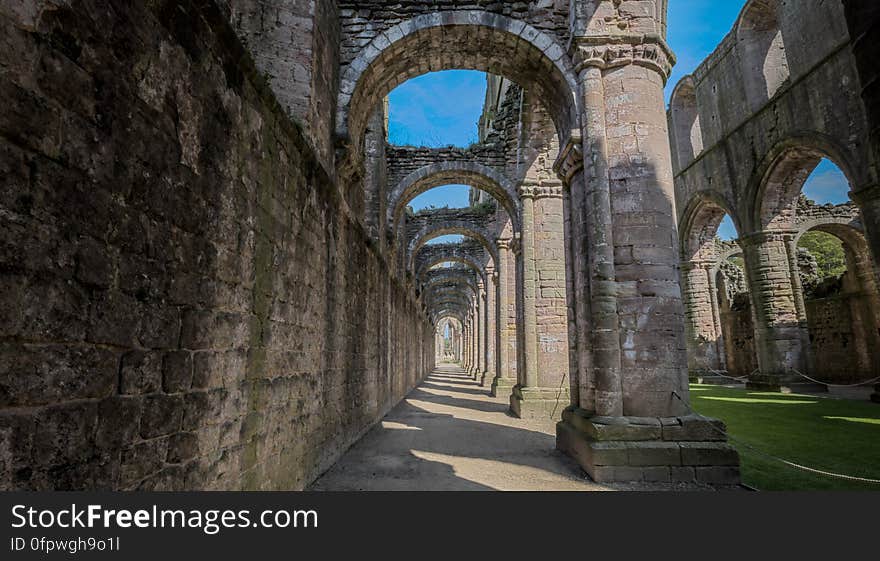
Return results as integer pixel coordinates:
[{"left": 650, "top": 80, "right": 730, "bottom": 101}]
[
  {"left": 668, "top": 0, "right": 880, "bottom": 393},
  {"left": 327, "top": 0, "right": 740, "bottom": 483}
]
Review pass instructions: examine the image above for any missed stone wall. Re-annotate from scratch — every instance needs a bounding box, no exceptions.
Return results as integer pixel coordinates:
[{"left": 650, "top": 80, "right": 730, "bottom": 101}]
[
  {"left": 671, "top": 0, "right": 873, "bottom": 225},
  {"left": 222, "top": 0, "right": 340, "bottom": 173},
  {"left": 0, "top": 0, "right": 432, "bottom": 491},
  {"left": 387, "top": 145, "right": 509, "bottom": 195},
  {"left": 337, "top": 0, "right": 571, "bottom": 70},
  {"left": 805, "top": 295, "right": 866, "bottom": 383},
  {"left": 718, "top": 297, "right": 758, "bottom": 380}
]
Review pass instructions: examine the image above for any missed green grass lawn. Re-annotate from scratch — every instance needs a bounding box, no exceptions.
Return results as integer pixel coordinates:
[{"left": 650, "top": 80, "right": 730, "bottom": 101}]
[{"left": 688, "top": 384, "right": 880, "bottom": 490}]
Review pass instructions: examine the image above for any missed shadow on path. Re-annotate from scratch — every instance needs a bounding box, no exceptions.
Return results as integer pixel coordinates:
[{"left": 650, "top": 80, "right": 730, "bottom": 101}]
[{"left": 310, "top": 365, "right": 603, "bottom": 491}]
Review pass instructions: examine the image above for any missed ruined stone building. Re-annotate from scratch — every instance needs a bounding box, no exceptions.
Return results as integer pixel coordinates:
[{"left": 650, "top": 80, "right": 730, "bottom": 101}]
[{"left": 0, "top": 0, "right": 878, "bottom": 491}]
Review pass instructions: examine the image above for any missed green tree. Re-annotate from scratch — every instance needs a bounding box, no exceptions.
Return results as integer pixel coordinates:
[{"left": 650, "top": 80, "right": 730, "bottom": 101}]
[{"left": 798, "top": 231, "right": 847, "bottom": 279}]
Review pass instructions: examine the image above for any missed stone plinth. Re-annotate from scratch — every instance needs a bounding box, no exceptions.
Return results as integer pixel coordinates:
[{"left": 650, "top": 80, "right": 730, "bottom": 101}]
[
  {"left": 556, "top": 408, "right": 741, "bottom": 485},
  {"left": 491, "top": 377, "right": 516, "bottom": 398},
  {"left": 509, "top": 385, "right": 569, "bottom": 419}
]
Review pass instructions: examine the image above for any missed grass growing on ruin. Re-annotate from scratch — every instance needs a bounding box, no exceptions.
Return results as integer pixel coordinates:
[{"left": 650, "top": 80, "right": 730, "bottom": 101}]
[{"left": 688, "top": 384, "right": 880, "bottom": 491}]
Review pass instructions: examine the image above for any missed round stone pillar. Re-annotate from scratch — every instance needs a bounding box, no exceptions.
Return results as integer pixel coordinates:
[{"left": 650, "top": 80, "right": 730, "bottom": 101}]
[
  {"left": 739, "top": 230, "right": 814, "bottom": 390},
  {"left": 555, "top": 20, "right": 739, "bottom": 485},
  {"left": 510, "top": 182, "right": 571, "bottom": 419},
  {"left": 681, "top": 259, "right": 725, "bottom": 378},
  {"left": 492, "top": 238, "right": 517, "bottom": 398},
  {"left": 482, "top": 266, "right": 497, "bottom": 387}
]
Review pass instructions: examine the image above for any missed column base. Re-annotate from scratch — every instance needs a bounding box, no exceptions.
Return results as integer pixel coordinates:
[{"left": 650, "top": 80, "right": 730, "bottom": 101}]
[
  {"left": 479, "top": 370, "right": 493, "bottom": 387},
  {"left": 746, "top": 373, "right": 827, "bottom": 394},
  {"left": 509, "top": 385, "right": 570, "bottom": 419},
  {"left": 555, "top": 407, "right": 741, "bottom": 485},
  {"left": 490, "top": 377, "right": 516, "bottom": 398}
]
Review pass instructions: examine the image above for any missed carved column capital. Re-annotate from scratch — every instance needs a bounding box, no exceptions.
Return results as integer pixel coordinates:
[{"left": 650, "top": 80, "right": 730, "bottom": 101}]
[
  {"left": 519, "top": 180, "right": 564, "bottom": 200},
  {"left": 738, "top": 229, "right": 798, "bottom": 248},
  {"left": 554, "top": 134, "right": 584, "bottom": 184},
  {"left": 571, "top": 35, "right": 676, "bottom": 83}
]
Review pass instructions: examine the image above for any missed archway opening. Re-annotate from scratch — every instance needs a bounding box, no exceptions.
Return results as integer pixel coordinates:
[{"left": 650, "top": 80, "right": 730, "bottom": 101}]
[
  {"left": 388, "top": 70, "right": 487, "bottom": 148},
  {"left": 797, "top": 227, "right": 880, "bottom": 384}
]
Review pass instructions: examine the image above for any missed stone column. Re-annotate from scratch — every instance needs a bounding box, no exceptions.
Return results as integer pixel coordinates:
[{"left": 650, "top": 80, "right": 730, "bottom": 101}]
[
  {"left": 739, "top": 230, "right": 813, "bottom": 390},
  {"left": 463, "top": 317, "right": 471, "bottom": 371},
  {"left": 681, "top": 259, "right": 724, "bottom": 378},
  {"left": 492, "top": 238, "right": 517, "bottom": 397},
  {"left": 474, "top": 285, "right": 484, "bottom": 380},
  {"left": 468, "top": 310, "right": 475, "bottom": 374},
  {"left": 482, "top": 265, "right": 497, "bottom": 387},
  {"left": 706, "top": 265, "right": 727, "bottom": 371},
  {"left": 555, "top": 21, "right": 739, "bottom": 485},
  {"left": 511, "top": 181, "right": 572, "bottom": 418}
]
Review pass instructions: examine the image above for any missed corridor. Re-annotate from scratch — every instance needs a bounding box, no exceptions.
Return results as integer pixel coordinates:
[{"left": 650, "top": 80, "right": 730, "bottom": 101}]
[{"left": 311, "top": 365, "right": 605, "bottom": 491}]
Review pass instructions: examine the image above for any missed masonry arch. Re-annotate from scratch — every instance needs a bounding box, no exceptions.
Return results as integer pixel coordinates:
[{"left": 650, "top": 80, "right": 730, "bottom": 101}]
[
  {"left": 794, "top": 222, "right": 880, "bottom": 382},
  {"left": 750, "top": 134, "right": 864, "bottom": 232},
  {"left": 336, "top": 11, "right": 580, "bottom": 158},
  {"left": 417, "top": 254, "right": 487, "bottom": 285},
  {"left": 679, "top": 193, "right": 745, "bottom": 378},
  {"left": 408, "top": 225, "right": 498, "bottom": 274},
  {"left": 736, "top": 0, "right": 791, "bottom": 111},
  {"left": 669, "top": 76, "right": 704, "bottom": 171},
  {"left": 680, "top": 192, "right": 740, "bottom": 262},
  {"left": 389, "top": 163, "right": 521, "bottom": 233}
]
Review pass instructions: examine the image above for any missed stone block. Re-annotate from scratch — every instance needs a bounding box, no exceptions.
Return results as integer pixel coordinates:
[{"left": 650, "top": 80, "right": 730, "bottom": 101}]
[
  {"left": 661, "top": 414, "right": 727, "bottom": 442},
  {"left": 163, "top": 351, "right": 193, "bottom": 393},
  {"left": 96, "top": 397, "right": 141, "bottom": 449},
  {"left": 167, "top": 432, "right": 199, "bottom": 464},
  {"left": 120, "top": 438, "right": 167, "bottom": 487},
  {"left": 33, "top": 402, "right": 98, "bottom": 466},
  {"left": 140, "top": 395, "right": 184, "bottom": 439},
  {"left": 563, "top": 409, "right": 661, "bottom": 441},
  {"left": 625, "top": 441, "right": 682, "bottom": 467},
  {"left": 695, "top": 466, "right": 741, "bottom": 486},
  {"left": 680, "top": 442, "right": 740, "bottom": 466},
  {"left": 120, "top": 351, "right": 162, "bottom": 395},
  {"left": 670, "top": 466, "right": 696, "bottom": 483}
]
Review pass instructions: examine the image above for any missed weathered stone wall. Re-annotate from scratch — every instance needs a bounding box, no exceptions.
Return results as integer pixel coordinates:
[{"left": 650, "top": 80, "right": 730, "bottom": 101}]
[
  {"left": 337, "top": 0, "right": 571, "bottom": 70},
  {"left": 387, "top": 145, "right": 509, "bottom": 195},
  {"left": 0, "top": 0, "right": 432, "bottom": 490},
  {"left": 805, "top": 295, "right": 871, "bottom": 383},
  {"left": 671, "top": 0, "right": 873, "bottom": 226},
  {"left": 718, "top": 297, "right": 758, "bottom": 380},
  {"left": 222, "top": 0, "right": 340, "bottom": 173},
  {"left": 671, "top": 0, "right": 880, "bottom": 386}
]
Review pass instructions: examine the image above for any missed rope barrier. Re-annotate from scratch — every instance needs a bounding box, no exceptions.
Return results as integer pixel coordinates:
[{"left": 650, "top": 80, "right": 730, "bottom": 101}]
[
  {"left": 789, "top": 368, "right": 880, "bottom": 389},
  {"left": 702, "top": 369, "right": 753, "bottom": 383},
  {"left": 672, "top": 391, "right": 880, "bottom": 486}
]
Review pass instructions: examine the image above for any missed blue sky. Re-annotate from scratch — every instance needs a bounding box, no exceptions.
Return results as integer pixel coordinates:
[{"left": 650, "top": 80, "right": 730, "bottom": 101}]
[
  {"left": 388, "top": 70, "right": 486, "bottom": 148},
  {"left": 665, "top": 1, "right": 747, "bottom": 103},
  {"left": 389, "top": 2, "right": 852, "bottom": 234}
]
